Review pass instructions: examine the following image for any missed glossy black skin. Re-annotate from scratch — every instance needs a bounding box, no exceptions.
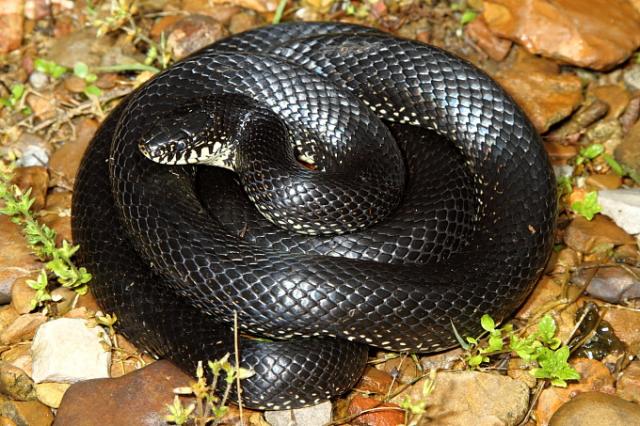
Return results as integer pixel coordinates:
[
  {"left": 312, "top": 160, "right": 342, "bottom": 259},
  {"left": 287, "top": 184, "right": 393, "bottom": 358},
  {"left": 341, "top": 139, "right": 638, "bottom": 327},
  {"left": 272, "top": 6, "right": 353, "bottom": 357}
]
[{"left": 71, "top": 22, "right": 556, "bottom": 410}]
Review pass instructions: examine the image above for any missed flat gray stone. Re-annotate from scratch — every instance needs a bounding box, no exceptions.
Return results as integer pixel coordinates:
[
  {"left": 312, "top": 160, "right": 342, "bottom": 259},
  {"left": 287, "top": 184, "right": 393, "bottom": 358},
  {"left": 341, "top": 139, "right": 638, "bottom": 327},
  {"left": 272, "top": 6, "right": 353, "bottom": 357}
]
[
  {"left": 598, "top": 188, "right": 640, "bottom": 235},
  {"left": 264, "top": 401, "right": 332, "bottom": 426}
]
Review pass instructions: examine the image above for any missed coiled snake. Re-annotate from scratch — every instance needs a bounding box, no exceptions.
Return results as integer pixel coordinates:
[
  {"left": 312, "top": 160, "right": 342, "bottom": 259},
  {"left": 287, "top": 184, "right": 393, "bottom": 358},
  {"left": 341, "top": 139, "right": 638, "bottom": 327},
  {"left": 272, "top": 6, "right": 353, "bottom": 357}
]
[{"left": 71, "top": 22, "right": 556, "bottom": 410}]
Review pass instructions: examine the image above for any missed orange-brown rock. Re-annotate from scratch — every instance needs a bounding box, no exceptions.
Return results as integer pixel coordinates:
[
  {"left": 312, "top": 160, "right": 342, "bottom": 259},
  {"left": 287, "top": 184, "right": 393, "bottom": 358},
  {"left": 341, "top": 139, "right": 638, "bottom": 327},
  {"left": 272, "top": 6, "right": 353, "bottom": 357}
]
[
  {"left": 549, "top": 392, "right": 640, "bottom": 426},
  {"left": 465, "top": 15, "right": 512, "bottom": 61},
  {"left": 54, "top": 360, "right": 192, "bottom": 426},
  {"left": 348, "top": 395, "right": 404, "bottom": 426},
  {"left": 0, "top": 216, "right": 41, "bottom": 304},
  {"left": 0, "top": 0, "right": 23, "bottom": 53},
  {"left": 617, "top": 361, "right": 640, "bottom": 404},
  {"left": 535, "top": 358, "right": 615, "bottom": 425},
  {"left": 355, "top": 366, "right": 396, "bottom": 395},
  {"left": 39, "top": 191, "right": 72, "bottom": 246},
  {"left": 49, "top": 119, "right": 98, "bottom": 189},
  {"left": 544, "top": 142, "right": 578, "bottom": 162},
  {"left": 10, "top": 167, "right": 48, "bottom": 211},
  {"left": 165, "top": 14, "right": 228, "bottom": 59},
  {"left": 0, "top": 313, "right": 46, "bottom": 345},
  {"left": 589, "top": 85, "right": 630, "bottom": 120},
  {"left": 563, "top": 215, "right": 635, "bottom": 253},
  {"left": 378, "top": 355, "right": 419, "bottom": 382},
  {"left": 616, "top": 119, "right": 640, "bottom": 177},
  {"left": 483, "top": 0, "right": 640, "bottom": 70},
  {"left": 585, "top": 174, "right": 622, "bottom": 190},
  {"left": 494, "top": 49, "right": 582, "bottom": 133},
  {"left": 10, "top": 275, "right": 37, "bottom": 315},
  {"left": 603, "top": 307, "right": 640, "bottom": 349},
  {"left": 0, "top": 397, "right": 52, "bottom": 426},
  {"left": 204, "top": 0, "right": 277, "bottom": 13}
]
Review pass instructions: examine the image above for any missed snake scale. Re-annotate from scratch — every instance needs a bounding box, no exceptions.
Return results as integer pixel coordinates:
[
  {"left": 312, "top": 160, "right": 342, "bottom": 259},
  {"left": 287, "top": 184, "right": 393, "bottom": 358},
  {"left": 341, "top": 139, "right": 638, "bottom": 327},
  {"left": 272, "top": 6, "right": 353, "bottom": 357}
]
[{"left": 71, "top": 22, "right": 556, "bottom": 410}]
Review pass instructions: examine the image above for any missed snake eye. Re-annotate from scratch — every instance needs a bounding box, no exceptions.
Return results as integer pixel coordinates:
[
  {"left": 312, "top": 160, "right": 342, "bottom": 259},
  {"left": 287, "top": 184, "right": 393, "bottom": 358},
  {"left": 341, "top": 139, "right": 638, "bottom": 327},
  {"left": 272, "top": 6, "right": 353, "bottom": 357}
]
[{"left": 174, "top": 141, "right": 187, "bottom": 152}]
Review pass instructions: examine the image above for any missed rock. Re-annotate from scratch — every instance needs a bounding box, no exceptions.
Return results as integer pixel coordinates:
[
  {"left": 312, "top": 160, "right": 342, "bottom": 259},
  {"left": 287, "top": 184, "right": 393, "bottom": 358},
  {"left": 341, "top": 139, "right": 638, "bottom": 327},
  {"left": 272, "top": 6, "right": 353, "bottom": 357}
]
[
  {"left": 465, "top": 15, "right": 512, "bottom": 61},
  {"left": 6, "top": 133, "right": 51, "bottom": 168},
  {"left": 553, "top": 164, "right": 574, "bottom": 179},
  {"left": 30, "top": 318, "right": 110, "bottom": 383},
  {"left": 563, "top": 215, "right": 635, "bottom": 253},
  {"left": 572, "top": 266, "right": 640, "bottom": 304},
  {"left": 0, "top": 416, "right": 16, "bottom": 426},
  {"left": 25, "top": 93, "right": 56, "bottom": 121},
  {"left": 494, "top": 49, "right": 582, "bottom": 133},
  {"left": 0, "top": 313, "right": 46, "bottom": 345},
  {"left": 617, "top": 361, "right": 640, "bottom": 404},
  {"left": 347, "top": 395, "right": 404, "bottom": 426},
  {"left": 10, "top": 275, "right": 37, "bottom": 315},
  {"left": 55, "top": 361, "right": 192, "bottom": 426},
  {"left": 549, "top": 392, "right": 640, "bottom": 426},
  {"left": 264, "top": 401, "right": 332, "bottom": 426},
  {"left": 616, "top": 120, "right": 640, "bottom": 177},
  {"left": 49, "top": 119, "right": 97, "bottom": 189},
  {"left": 228, "top": 10, "right": 262, "bottom": 35},
  {"left": 0, "top": 308, "right": 19, "bottom": 336},
  {"left": 603, "top": 308, "right": 640, "bottom": 349},
  {"left": 0, "top": 216, "right": 42, "bottom": 304},
  {"left": 483, "top": 0, "right": 640, "bottom": 70},
  {"left": 535, "top": 358, "right": 615, "bottom": 425},
  {"left": 589, "top": 85, "right": 630, "bottom": 120},
  {"left": 546, "top": 142, "right": 579, "bottom": 162},
  {"left": 0, "top": 0, "right": 23, "bottom": 53},
  {"left": 0, "top": 362, "right": 35, "bottom": 401},
  {"left": 356, "top": 366, "right": 396, "bottom": 395},
  {"left": 49, "top": 287, "right": 77, "bottom": 316},
  {"left": 0, "top": 397, "right": 53, "bottom": 426},
  {"left": 10, "top": 167, "right": 48, "bottom": 211},
  {"left": 379, "top": 355, "right": 419, "bottom": 383},
  {"left": 597, "top": 189, "right": 640, "bottom": 235},
  {"left": 585, "top": 174, "right": 622, "bottom": 190},
  {"left": 166, "top": 14, "right": 228, "bottom": 59},
  {"left": 391, "top": 371, "right": 529, "bottom": 426},
  {"left": 47, "top": 28, "right": 113, "bottom": 69},
  {"left": 39, "top": 191, "right": 72, "bottom": 246},
  {"left": 1, "top": 345, "right": 32, "bottom": 380},
  {"left": 207, "top": 0, "right": 277, "bottom": 13},
  {"left": 27, "top": 71, "right": 48, "bottom": 91},
  {"left": 624, "top": 64, "right": 640, "bottom": 94},
  {"left": 34, "top": 382, "right": 69, "bottom": 408}
]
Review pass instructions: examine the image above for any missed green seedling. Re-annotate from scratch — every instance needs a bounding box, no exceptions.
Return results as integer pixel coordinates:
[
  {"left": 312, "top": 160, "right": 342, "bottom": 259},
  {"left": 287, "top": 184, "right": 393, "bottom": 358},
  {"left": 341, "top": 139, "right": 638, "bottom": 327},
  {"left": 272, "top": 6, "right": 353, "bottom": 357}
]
[
  {"left": 0, "top": 83, "right": 31, "bottom": 115},
  {"left": 571, "top": 191, "right": 602, "bottom": 221}
]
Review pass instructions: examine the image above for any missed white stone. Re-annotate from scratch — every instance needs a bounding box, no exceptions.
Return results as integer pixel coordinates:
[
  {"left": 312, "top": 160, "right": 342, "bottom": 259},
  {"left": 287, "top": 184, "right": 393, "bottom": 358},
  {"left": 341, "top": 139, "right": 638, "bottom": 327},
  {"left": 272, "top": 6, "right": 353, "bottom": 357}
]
[
  {"left": 31, "top": 318, "right": 111, "bottom": 383},
  {"left": 264, "top": 401, "right": 332, "bottom": 426},
  {"left": 598, "top": 189, "right": 640, "bottom": 235}
]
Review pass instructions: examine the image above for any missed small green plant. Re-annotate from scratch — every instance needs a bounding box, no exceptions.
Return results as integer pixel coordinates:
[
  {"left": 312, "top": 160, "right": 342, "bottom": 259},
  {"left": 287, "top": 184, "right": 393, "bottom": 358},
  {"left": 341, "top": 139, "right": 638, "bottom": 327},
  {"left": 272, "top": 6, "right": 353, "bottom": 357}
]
[
  {"left": 34, "top": 58, "right": 68, "bottom": 79},
  {"left": 87, "top": 0, "right": 138, "bottom": 37},
  {"left": 575, "top": 143, "right": 625, "bottom": 176},
  {"left": 571, "top": 191, "right": 602, "bottom": 221},
  {"left": 451, "top": 2, "right": 478, "bottom": 26},
  {"left": 166, "top": 354, "right": 255, "bottom": 425},
  {"left": 399, "top": 369, "right": 436, "bottom": 425},
  {"left": 0, "top": 162, "right": 91, "bottom": 311},
  {"left": 73, "top": 62, "right": 102, "bottom": 97},
  {"left": 0, "top": 83, "right": 31, "bottom": 115},
  {"left": 461, "top": 314, "right": 580, "bottom": 387}
]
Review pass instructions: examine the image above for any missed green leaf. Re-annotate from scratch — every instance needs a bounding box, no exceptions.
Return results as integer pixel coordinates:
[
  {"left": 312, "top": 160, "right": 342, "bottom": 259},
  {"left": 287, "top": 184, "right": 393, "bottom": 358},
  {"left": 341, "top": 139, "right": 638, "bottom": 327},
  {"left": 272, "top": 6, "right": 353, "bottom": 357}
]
[
  {"left": 468, "top": 354, "right": 484, "bottom": 367},
  {"left": 10, "top": 83, "right": 25, "bottom": 100},
  {"left": 480, "top": 314, "right": 495, "bottom": 332},
  {"left": 73, "top": 62, "right": 89, "bottom": 79},
  {"left": 84, "top": 85, "right": 102, "bottom": 97},
  {"left": 460, "top": 10, "right": 478, "bottom": 25},
  {"left": 603, "top": 153, "right": 624, "bottom": 176},
  {"left": 580, "top": 144, "right": 605, "bottom": 160},
  {"left": 571, "top": 191, "right": 602, "bottom": 220}
]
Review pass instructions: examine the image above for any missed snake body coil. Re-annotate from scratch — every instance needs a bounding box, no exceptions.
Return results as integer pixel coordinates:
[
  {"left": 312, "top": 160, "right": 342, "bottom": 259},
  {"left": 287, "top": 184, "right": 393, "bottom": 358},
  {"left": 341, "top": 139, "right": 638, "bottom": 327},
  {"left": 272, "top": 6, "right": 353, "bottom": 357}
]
[{"left": 71, "top": 22, "right": 556, "bottom": 409}]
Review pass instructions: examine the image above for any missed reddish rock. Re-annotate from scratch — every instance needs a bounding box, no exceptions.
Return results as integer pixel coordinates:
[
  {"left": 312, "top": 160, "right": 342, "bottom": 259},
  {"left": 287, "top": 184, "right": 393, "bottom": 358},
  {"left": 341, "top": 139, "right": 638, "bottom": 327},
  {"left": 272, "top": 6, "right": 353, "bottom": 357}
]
[
  {"left": 589, "top": 85, "right": 630, "bottom": 120},
  {"left": 617, "top": 361, "right": 640, "bottom": 404},
  {"left": 603, "top": 308, "right": 640, "bottom": 349},
  {"left": 0, "top": 313, "right": 46, "bottom": 345},
  {"left": 348, "top": 395, "right": 404, "bottom": 426},
  {"left": 166, "top": 14, "right": 228, "bottom": 59},
  {"left": 465, "top": 15, "right": 512, "bottom": 61},
  {"left": 54, "top": 361, "right": 192, "bottom": 426},
  {"left": 563, "top": 215, "right": 635, "bottom": 253},
  {"left": 49, "top": 119, "right": 98, "bottom": 189},
  {"left": 356, "top": 367, "right": 396, "bottom": 395},
  {"left": 535, "top": 358, "right": 615, "bottom": 425},
  {"left": 483, "top": 0, "right": 640, "bottom": 70},
  {"left": 11, "top": 167, "right": 49, "bottom": 211},
  {"left": 494, "top": 49, "right": 582, "bottom": 133},
  {"left": 585, "top": 174, "right": 622, "bottom": 190},
  {"left": 0, "top": 0, "right": 23, "bottom": 53},
  {"left": 549, "top": 392, "right": 640, "bottom": 426},
  {"left": 39, "top": 191, "right": 73, "bottom": 246}
]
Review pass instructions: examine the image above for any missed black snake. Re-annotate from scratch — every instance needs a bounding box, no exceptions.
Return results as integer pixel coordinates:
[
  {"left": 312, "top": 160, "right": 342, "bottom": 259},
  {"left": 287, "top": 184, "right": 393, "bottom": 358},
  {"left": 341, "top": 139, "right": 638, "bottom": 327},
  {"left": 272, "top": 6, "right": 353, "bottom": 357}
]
[{"left": 71, "top": 22, "right": 556, "bottom": 410}]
